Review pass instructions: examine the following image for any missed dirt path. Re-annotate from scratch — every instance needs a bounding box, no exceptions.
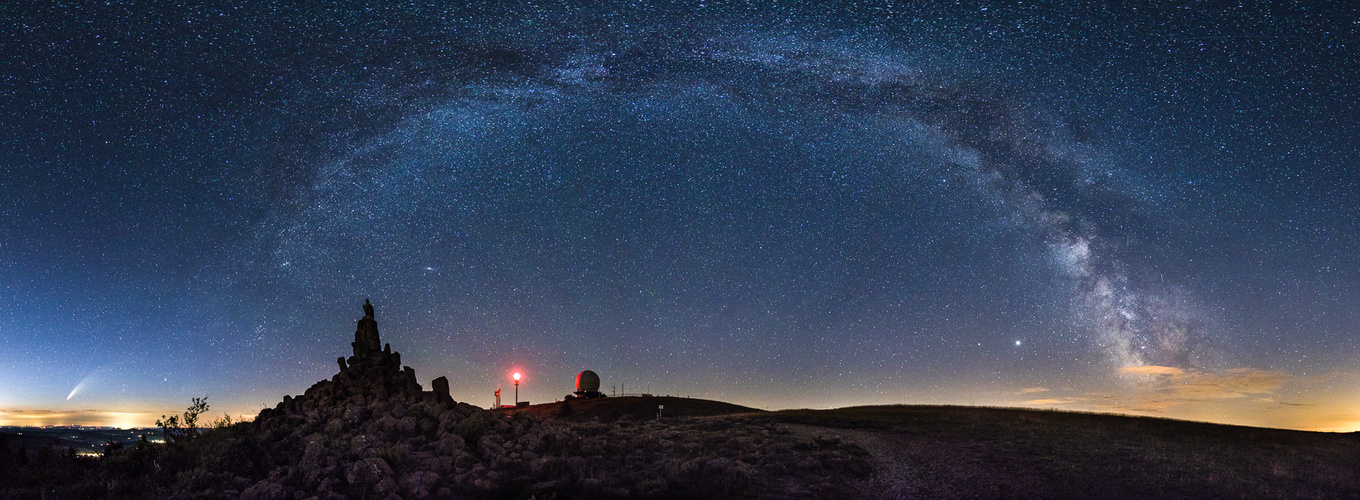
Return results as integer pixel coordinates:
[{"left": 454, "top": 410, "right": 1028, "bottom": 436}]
[
  {"left": 781, "top": 423, "right": 918, "bottom": 498},
  {"left": 779, "top": 423, "right": 1051, "bottom": 499}
]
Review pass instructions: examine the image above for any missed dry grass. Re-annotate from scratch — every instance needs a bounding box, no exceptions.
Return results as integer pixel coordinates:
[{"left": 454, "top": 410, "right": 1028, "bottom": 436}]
[
  {"left": 757, "top": 405, "right": 1360, "bottom": 499},
  {"left": 497, "top": 395, "right": 762, "bottom": 422},
  {"left": 6, "top": 401, "right": 1357, "bottom": 499}
]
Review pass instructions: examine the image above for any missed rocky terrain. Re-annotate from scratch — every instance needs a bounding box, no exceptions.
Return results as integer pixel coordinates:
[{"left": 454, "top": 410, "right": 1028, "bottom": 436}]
[
  {"left": 0, "top": 302, "right": 872, "bottom": 499},
  {"left": 3, "top": 302, "right": 1356, "bottom": 499}
]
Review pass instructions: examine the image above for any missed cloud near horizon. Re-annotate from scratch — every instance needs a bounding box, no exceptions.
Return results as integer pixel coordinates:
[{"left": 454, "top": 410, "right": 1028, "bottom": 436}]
[
  {"left": 1111, "top": 365, "right": 1292, "bottom": 411},
  {"left": 0, "top": 409, "right": 257, "bottom": 428},
  {"left": 1020, "top": 398, "right": 1074, "bottom": 405},
  {"left": 0, "top": 409, "right": 159, "bottom": 428},
  {"left": 1012, "top": 365, "right": 1360, "bottom": 431},
  {"left": 1018, "top": 365, "right": 1293, "bottom": 409},
  {"left": 1118, "top": 365, "right": 1186, "bottom": 377}
]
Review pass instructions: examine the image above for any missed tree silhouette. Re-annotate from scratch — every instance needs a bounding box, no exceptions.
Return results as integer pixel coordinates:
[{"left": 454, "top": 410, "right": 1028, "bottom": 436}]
[{"left": 157, "top": 397, "right": 210, "bottom": 444}]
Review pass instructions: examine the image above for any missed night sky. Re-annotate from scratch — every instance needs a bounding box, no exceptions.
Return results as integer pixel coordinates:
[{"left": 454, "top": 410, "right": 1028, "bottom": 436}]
[{"left": 3, "top": 2, "right": 1358, "bottom": 431}]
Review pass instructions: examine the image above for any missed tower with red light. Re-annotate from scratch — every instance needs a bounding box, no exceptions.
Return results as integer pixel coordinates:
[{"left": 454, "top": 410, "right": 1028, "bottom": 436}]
[{"left": 512, "top": 371, "right": 522, "bottom": 406}]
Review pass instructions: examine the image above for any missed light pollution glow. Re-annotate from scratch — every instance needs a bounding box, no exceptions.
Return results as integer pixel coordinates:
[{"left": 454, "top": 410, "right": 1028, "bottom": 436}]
[
  {"left": 9, "top": 367, "right": 1358, "bottom": 432},
  {"left": 5, "top": 3, "right": 1359, "bottom": 438}
]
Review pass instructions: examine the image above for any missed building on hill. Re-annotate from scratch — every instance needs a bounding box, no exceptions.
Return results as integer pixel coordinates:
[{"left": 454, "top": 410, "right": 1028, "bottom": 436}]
[{"left": 569, "top": 370, "right": 606, "bottom": 399}]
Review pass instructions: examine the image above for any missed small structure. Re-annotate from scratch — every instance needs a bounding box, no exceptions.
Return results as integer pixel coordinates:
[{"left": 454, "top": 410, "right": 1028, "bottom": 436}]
[
  {"left": 512, "top": 372, "right": 523, "bottom": 406},
  {"left": 573, "top": 370, "right": 605, "bottom": 399}
]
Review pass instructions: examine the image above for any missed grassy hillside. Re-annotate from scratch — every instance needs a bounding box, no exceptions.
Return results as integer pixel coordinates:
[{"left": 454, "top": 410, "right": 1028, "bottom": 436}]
[
  {"left": 4, "top": 401, "right": 1357, "bottom": 498},
  {"left": 523, "top": 401, "right": 1360, "bottom": 498},
  {"left": 794, "top": 405, "right": 1360, "bottom": 498},
  {"left": 495, "top": 395, "right": 762, "bottom": 422}
]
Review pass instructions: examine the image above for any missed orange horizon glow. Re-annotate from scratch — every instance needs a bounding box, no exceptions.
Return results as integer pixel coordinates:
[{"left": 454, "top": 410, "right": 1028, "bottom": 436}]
[
  {"left": 0, "top": 409, "right": 257, "bottom": 429},
  {"left": 1, "top": 400, "right": 1354, "bottom": 432}
]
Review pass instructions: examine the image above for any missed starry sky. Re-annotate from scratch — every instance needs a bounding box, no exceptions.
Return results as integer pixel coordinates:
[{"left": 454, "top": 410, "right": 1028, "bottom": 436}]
[{"left": 3, "top": 2, "right": 1359, "bottom": 431}]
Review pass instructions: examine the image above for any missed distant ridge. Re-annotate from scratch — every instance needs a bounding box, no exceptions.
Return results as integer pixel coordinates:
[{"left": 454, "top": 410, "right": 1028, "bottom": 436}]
[
  {"left": 497, "top": 395, "right": 761, "bottom": 422},
  {"left": 3, "top": 303, "right": 1355, "bottom": 499}
]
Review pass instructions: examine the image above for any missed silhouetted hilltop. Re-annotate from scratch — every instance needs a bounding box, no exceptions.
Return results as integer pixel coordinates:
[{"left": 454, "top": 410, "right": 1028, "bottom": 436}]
[
  {"left": 62, "top": 301, "right": 871, "bottom": 499},
  {"left": 760, "top": 405, "right": 1360, "bottom": 498},
  {"left": 0, "top": 432, "right": 73, "bottom": 453},
  {"left": 502, "top": 395, "right": 761, "bottom": 422},
  {"left": 0, "top": 428, "right": 150, "bottom": 457},
  {"left": 255, "top": 299, "right": 466, "bottom": 433},
  {"left": 4, "top": 302, "right": 1356, "bottom": 499}
]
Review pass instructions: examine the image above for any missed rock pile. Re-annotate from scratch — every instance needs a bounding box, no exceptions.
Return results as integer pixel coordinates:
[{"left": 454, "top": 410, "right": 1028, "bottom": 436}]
[
  {"left": 258, "top": 300, "right": 456, "bottom": 426},
  {"left": 143, "top": 301, "right": 872, "bottom": 499}
]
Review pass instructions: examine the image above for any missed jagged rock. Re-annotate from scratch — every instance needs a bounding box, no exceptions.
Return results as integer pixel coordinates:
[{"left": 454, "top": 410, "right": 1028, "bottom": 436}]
[
  {"left": 432, "top": 377, "right": 450, "bottom": 399},
  {"left": 261, "top": 300, "right": 458, "bottom": 424},
  {"left": 30, "top": 299, "right": 875, "bottom": 500},
  {"left": 353, "top": 315, "right": 381, "bottom": 359}
]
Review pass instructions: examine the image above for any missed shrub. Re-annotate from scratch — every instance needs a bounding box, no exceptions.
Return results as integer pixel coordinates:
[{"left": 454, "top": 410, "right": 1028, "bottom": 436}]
[{"left": 158, "top": 397, "right": 211, "bottom": 444}]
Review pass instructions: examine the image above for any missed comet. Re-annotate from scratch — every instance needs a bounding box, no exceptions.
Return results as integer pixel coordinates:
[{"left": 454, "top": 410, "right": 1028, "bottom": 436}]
[{"left": 66, "top": 368, "right": 101, "bottom": 401}]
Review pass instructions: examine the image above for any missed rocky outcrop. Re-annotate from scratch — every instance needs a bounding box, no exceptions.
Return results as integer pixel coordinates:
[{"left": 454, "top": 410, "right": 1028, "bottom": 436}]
[
  {"left": 221, "top": 301, "right": 871, "bottom": 500},
  {"left": 259, "top": 300, "right": 456, "bottom": 423},
  {"left": 47, "top": 301, "right": 873, "bottom": 499}
]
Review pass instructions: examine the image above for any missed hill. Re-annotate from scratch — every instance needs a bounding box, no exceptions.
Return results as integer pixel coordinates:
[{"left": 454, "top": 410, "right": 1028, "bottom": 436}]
[
  {"left": 495, "top": 395, "right": 761, "bottom": 422},
  {"left": 0, "top": 427, "right": 152, "bottom": 457},
  {"left": 764, "top": 405, "right": 1360, "bottom": 498},
  {"left": 500, "top": 398, "right": 1360, "bottom": 498},
  {"left": 0, "top": 303, "right": 874, "bottom": 499},
  {"left": 3, "top": 303, "right": 1356, "bottom": 498}
]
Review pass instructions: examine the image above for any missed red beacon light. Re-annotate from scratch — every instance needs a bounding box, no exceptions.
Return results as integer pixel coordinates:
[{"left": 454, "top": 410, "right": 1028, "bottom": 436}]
[{"left": 511, "top": 371, "right": 525, "bottom": 407}]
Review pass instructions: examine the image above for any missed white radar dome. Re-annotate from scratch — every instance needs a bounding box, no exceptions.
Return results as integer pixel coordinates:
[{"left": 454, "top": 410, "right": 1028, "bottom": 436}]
[{"left": 576, "top": 370, "right": 601, "bottom": 392}]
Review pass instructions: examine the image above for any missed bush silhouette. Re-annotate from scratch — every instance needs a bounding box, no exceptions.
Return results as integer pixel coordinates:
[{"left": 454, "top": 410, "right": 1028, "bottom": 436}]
[{"left": 157, "top": 397, "right": 210, "bottom": 444}]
